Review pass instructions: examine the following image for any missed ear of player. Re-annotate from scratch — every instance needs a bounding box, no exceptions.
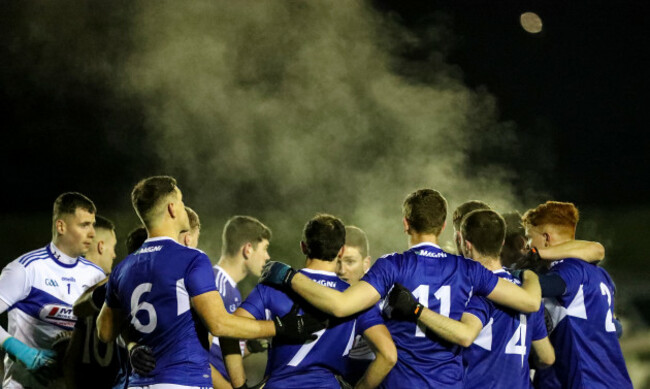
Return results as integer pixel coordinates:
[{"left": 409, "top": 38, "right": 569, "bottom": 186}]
[
  {"left": 273, "top": 303, "right": 328, "bottom": 343},
  {"left": 260, "top": 261, "right": 297, "bottom": 287},
  {"left": 384, "top": 283, "right": 424, "bottom": 322}
]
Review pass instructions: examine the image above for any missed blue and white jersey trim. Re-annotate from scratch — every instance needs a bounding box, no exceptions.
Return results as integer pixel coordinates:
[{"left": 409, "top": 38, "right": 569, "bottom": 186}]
[{"left": 18, "top": 247, "right": 49, "bottom": 268}]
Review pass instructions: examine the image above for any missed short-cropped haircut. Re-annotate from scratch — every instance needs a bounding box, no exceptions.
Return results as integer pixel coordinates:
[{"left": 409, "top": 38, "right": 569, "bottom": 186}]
[
  {"left": 126, "top": 226, "right": 148, "bottom": 254},
  {"left": 345, "top": 226, "right": 369, "bottom": 259},
  {"left": 403, "top": 189, "right": 447, "bottom": 235},
  {"left": 461, "top": 209, "right": 506, "bottom": 258},
  {"left": 302, "top": 214, "right": 345, "bottom": 262},
  {"left": 186, "top": 207, "right": 200, "bottom": 231},
  {"left": 131, "top": 176, "right": 177, "bottom": 228},
  {"left": 522, "top": 201, "right": 579, "bottom": 231},
  {"left": 94, "top": 215, "right": 115, "bottom": 232},
  {"left": 221, "top": 216, "right": 271, "bottom": 257},
  {"left": 53, "top": 192, "right": 96, "bottom": 223},
  {"left": 452, "top": 200, "right": 491, "bottom": 231}
]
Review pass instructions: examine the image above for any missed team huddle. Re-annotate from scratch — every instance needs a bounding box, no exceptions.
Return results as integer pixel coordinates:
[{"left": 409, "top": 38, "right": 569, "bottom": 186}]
[{"left": 0, "top": 175, "right": 632, "bottom": 388}]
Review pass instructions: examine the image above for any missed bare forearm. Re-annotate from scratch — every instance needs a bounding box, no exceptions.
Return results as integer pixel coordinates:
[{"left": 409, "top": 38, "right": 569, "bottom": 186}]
[
  {"left": 213, "top": 315, "right": 275, "bottom": 339},
  {"left": 222, "top": 352, "right": 244, "bottom": 388},
  {"left": 418, "top": 309, "right": 476, "bottom": 347},
  {"left": 355, "top": 353, "right": 394, "bottom": 389},
  {"left": 291, "top": 273, "right": 346, "bottom": 316},
  {"left": 521, "top": 271, "right": 542, "bottom": 311},
  {"left": 538, "top": 240, "right": 604, "bottom": 262}
]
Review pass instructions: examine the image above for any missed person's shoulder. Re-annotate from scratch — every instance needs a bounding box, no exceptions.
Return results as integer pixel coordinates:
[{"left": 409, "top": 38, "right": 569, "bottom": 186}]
[
  {"left": 13, "top": 245, "right": 50, "bottom": 269},
  {"left": 549, "top": 257, "right": 588, "bottom": 272},
  {"left": 76, "top": 257, "right": 106, "bottom": 275}
]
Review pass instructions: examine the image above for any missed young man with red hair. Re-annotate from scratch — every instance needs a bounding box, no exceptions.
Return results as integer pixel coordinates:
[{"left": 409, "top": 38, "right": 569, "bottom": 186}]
[{"left": 523, "top": 201, "right": 632, "bottom": 388}]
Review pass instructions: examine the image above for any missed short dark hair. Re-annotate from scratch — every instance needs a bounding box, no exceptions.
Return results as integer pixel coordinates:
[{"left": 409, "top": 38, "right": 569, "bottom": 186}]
[
  {"left": 461, "top": 209, "right": 506, "bottom": 258},
  {"left": 186, "top": 207, "right": 200, "bottom": 231},
  {"left": 126, "top": 226, "right": 148, "bottom": 254},
  {"left": 302, "top": 214, "right": 345, "bottom": 262},
  {"left": 131, "top": 176, "right": 177, "bottom": 228},
  {"left": 53, "top": 192, "right": 96, "bottom": 224},
  {"left": 345, "top": 226, "right": 369, "bottom": 259},
  {"left": 501, "top": 211, "right": 526, "bottom": 268},
  {"left": 221, "top": 216, "right": 271, "bottom": 257},
  {"left": 403, "top": 189, "right": 447, "bottom": 235},
  {"left": 452, "top": 200, "right": 491, "bottom": 231},
  {"left": 94, "top": 215, "right": 115, "bottom": 232}
]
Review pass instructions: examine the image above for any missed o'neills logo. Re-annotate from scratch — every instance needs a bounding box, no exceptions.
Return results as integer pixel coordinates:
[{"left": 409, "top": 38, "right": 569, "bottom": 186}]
[
  {"left": 136, "top": 245, "right": 163, "bottom": 254},
  {"left": 39, "top": 304, "right": 76, "bottom": 329}
]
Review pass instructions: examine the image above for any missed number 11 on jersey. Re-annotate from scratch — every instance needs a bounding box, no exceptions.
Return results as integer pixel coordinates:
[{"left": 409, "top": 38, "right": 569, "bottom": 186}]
[{"left": 412, "top": 285, "right": 450, "bottom": 337}]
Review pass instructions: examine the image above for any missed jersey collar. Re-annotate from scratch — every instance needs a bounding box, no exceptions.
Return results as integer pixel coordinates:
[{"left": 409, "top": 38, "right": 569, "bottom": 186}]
[
  {"left": 49, "top": 242, "right": 78, "bottom": 266},
  {"left": 301, "top": 268, "right": 338, "bottom": 277},
  {"left": 213, "top": 265, "right": 238, "bottom": 288},
  {"left": 411, "top": 242, "right": 441, "bottom": 250}
]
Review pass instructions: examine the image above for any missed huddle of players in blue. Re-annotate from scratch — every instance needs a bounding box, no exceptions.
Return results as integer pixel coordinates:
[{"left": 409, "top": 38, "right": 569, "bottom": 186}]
[{"left": 0, "top": 175, "right": 632, "bottom": 389}]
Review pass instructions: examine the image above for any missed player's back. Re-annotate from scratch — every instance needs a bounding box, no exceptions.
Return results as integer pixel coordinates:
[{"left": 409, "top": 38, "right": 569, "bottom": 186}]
[
  {"left": 106, "top": 237, "right": 216, "bottom": 388},
  {"left": 361, "top": 242, "right": 499, "bottom": 388},
  {"left": 544, "top": 258, "right": 631, "bottom": 388},
  {"left": 463, "top": 269, "right": 547, "bottom": 389},
  {"left": 241, "top": 268, "right": 382, "bottom": 389}
]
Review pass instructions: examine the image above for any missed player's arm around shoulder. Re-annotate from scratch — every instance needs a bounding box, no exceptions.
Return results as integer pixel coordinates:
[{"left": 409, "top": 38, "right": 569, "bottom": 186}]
[
  {"left": 487, "top": 271, "right": 541, "bottom": 313},
  {"left": 537, "top": 240, "right": 605, "bottom": 263},
  {"left": 221, "top": 307, "right": 256, "bottom": 389},
  {"left": 355, "top": 324, "right": 397, "bottom": 389},
  {"left": 531, "top": 337, "right": 555, "bottom": 368},
  {"left": 418, "top": 309, "right": 484, "bottom": 348},
  {"left": 192, "top": 290, "right": 275, "bottom": 339}
]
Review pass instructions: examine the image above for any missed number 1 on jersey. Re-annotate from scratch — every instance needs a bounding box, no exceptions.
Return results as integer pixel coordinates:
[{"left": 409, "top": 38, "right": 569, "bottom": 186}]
[{"left": 412, "top": 285, "right": 450, "bottom": 337}]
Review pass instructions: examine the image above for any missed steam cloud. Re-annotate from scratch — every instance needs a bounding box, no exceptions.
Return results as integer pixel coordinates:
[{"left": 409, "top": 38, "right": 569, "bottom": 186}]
[{"left": 120, "top": 0, "right": 520, "bottom": 259}]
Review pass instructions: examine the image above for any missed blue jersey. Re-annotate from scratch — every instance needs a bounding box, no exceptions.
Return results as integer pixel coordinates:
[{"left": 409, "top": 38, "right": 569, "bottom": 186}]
[
  {"left": 105, "top": 237, "right": 217, "bottom": 387},
  {"left": 241, "top": 268, "right": 384, "bottom": 389},
  {"left": 463, "top": 269, "right": 548, "bottom": 389},
  {"left": 541, "top": 258, "right": 632, "bottom": 389},
  {"left": 361, "top": 242, "right": 499, "bottom": 389},
  {"left": 208, "top": 265, "right": 243, "bottom": 381}
]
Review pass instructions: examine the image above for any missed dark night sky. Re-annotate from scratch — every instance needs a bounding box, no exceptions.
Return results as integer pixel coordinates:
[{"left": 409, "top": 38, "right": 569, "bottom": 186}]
[
  {"left": 1, "top": 1, "right": 649, "bottom": 286},
  {"left": 2, "top": 1, "right": 648, "bottom": 209}
]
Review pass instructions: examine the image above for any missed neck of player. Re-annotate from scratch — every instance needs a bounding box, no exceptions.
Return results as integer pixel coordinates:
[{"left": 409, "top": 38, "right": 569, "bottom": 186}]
[
  {"left": 475, "top": 255, "right": 502, "bottom": 271},
  {"left": 409, "top": 232, "right": 440, "bottom": 247},
  {"left": 217, "top": 255, "right": 248, "bottom": 284}
]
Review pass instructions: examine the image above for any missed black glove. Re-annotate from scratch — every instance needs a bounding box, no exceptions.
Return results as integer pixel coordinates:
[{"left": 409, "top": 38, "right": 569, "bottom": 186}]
[
  {"left": 260, "top": 261, "right": 297, "bottom": 287},
  {"left": 273, "top": 304, "right": 327, "bottom": 343},
  {"left": 129, "top": 344, "right": 156, "bottom": 376},
  {"left": 384, "top": 283, "right": 423, "bottom": 322},
  {"left": 246, "top": 339, "right": 268, "bottom": 354}
]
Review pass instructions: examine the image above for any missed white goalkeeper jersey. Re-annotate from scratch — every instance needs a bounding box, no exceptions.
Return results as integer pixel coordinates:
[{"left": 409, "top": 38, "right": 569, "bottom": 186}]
[{"left": 0, "top": 243, "right": 105, "bottom": 389}]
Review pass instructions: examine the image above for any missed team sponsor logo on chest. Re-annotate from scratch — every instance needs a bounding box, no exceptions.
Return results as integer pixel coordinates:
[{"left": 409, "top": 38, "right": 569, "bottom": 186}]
[{"left": 39, "top": 304, "right": 76, "bottom": 329}]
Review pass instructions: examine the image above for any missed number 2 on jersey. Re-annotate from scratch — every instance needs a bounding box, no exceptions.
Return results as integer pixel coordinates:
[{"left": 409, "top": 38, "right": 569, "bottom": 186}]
[
  {"left": 600, "top": 282, "right": 616, "bottom": 332},
  {"left": 412, "top": 285, "right": 450, "bottom": 337}
]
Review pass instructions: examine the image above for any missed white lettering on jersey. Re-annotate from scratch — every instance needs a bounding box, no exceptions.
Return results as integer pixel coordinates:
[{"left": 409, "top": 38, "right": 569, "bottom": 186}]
[
  {"left": 314, "top": 279, "right": 337, "bottom": 288},
  {"left": 136, "top": 245, "right": 163, "bottom": 254},
  {"left": 417, "top": 250, "right": 447, "bottom": 258}
]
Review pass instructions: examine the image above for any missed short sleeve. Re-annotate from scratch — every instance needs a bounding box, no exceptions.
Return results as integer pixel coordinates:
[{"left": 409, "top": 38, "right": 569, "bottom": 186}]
[
  {"left": 360, "top": 254, "right": 400, "bottom": 298},
  {"left": 530, "top": 302, "right": 548, "bottom": 341},
  {"left": 466, "top": 259, "right": 499, "bottom": 296},
  {"left": 185, "top": 253, "right": 218, "bottom": 297},
  {"left": 240, "top": 285, "right": 267, "bottom": 320},
  {"left": 356, "top": 304, "right": 385, "bottom": 335},
  {"left": 547, "top": 259, "right": 583, "bottom": 297},
  {"left": 464, "top": 295, "right": 492, "bottom": 327},
  {"left": 0, "top": 261, "right": 30, "bottom": 307}
]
